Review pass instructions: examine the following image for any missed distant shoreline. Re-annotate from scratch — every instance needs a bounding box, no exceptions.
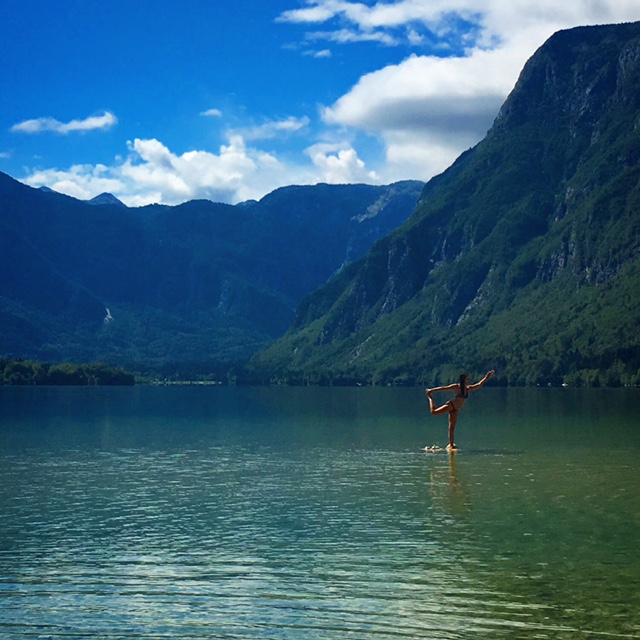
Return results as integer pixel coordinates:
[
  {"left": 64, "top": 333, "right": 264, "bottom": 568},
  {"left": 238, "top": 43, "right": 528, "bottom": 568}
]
[{"left": 0, "top": 358, "right": 135, "bottom": 386}]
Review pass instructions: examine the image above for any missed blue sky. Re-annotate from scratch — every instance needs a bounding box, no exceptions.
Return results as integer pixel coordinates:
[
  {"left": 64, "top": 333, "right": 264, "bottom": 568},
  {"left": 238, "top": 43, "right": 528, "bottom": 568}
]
[{"left": 2, "top": 1, "right": 640, "bottom": 206}]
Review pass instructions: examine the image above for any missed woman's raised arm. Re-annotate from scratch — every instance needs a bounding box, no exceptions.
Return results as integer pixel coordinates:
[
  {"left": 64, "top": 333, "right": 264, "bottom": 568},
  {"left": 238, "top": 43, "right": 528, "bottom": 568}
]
[{"left": 467, "top": 370, "right": 495, "bottom": 392}]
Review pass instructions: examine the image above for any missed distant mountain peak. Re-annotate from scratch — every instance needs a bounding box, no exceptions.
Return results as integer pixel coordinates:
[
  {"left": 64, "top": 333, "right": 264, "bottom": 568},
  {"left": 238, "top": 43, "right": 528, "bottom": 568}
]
[{"left": 88, "top": 193, "right": 126, "bottom": 207}]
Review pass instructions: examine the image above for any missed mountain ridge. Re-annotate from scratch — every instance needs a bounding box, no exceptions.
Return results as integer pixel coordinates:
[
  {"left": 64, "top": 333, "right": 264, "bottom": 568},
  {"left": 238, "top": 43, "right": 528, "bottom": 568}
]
[{"left": 0, "top": 172, "right": 422, "bottom": 373}]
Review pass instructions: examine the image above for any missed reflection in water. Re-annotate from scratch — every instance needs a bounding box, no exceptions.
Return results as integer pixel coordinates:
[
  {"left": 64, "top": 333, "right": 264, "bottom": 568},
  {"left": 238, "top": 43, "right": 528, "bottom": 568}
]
[{"left": 429, "top": 451, "right": 470, "bottom": 518}]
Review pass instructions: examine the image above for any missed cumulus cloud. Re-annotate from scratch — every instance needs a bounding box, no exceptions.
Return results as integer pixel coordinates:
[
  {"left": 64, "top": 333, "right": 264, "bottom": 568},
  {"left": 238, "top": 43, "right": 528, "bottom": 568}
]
[
  {"left": 120, "top": 136, "right": 288, "bottom": 205},
  {"left": 306, "top": 142, "right": 379, "bottom": 183},
  {"left": 323, "top": 49, "right": 516, "bottom": 133},
  {"left": 21, "top": 130, "right": 361, "bottom": 206},
  {"left": 11, "top": 111, "right": 117, "bottom": 134},
  {"left": 21, "top": 130, "right": 379, "bottom": 206},
  {"left": 23, "top": 164, "right": 125, "bottom": 201},
  {"left": 322, "top": 45, "right": 523, "bottom": 178},
  {"left": 280, "top": 0, "right": 640, "bottom": 182},
  {"left": 19, "top": 112, "right": 312, "bottom": 205}
]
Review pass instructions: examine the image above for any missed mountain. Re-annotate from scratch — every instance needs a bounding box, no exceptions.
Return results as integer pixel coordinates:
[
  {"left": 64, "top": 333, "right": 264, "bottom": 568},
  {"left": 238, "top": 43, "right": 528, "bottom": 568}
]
[
  {"left": 88, "top": 192, "right": 126, "bottom": 207},
  {"left": 249, "top": 22, "right": 640, "bottom": 388},
  {"left": 0, "top": 174, "right": 422, "bottom": 373}
]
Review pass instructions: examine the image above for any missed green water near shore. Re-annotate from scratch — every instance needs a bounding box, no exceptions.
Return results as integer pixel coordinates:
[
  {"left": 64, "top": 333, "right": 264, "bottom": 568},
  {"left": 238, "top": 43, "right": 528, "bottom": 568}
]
[{"left": 0, "top": 386, "right": 638, "bottom": 638}]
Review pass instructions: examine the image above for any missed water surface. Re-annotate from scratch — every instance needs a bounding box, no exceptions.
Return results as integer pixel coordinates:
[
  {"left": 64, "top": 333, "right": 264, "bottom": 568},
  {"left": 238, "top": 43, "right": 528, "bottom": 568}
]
[{"left": 0, "top": 386, "right": 638, "bottom": 638}]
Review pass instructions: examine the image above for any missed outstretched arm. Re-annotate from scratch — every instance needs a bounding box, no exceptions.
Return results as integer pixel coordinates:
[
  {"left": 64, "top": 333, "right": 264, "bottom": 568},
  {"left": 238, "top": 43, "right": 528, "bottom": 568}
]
[
  {"left": 426, "top": 383, "right": 459, "bottom": 394},
  {"left": 467, "top": 370, "right": 495, "bottom": 392}
]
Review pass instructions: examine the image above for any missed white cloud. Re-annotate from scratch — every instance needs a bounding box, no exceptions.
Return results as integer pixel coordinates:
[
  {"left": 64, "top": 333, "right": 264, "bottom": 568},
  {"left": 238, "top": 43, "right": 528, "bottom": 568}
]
[
  {"left": 306, "top": 27, "right": 399, "bottom": 45},
  {"left": 298, "top": 45, "right": 333, "bottom": 57},
  {"left": 277, "top": 0, "right": 481, "bottom": 43},
  {"left": 11, "top": 111, "right": 117, "bottom": 134},
  {"left": 283, "top": 0, "right": 640, "bottom": 183},
  {"left": 305, "top": 142, "right": 379, "bottom": 183},
  {"left": 118, "top": 136, "right": 288, "bottom": 205},
  {"left": 235, "top": 116, "right": 311, "bottom": 141},
  {"left": 406, "top": 28, "right": 425, "bottom": 46},
  {"left": 323, "top": 50, "right": 517, "bottom": 132},
  {"left": 21, "top": 130, "right": 379, "bottom": 206},
  {"left": 16, "top": 2, "right": 640, "bottom": 205},
  {"left": 276, "top": 2, "right": 339, "bottom": 24},
  {"left": 278, "top": 0, "right": 640, "bottom": 40},
  {"left": 322, "top": 46, "right": 522, "bottom": 178},
  {"left": 23, "top": 164, "right": 125, "bottom": 200}
]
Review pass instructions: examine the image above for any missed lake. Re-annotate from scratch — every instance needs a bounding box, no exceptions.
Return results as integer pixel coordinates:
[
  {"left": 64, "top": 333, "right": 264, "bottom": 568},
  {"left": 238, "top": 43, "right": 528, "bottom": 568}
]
[{"left": 0, "top": 386, "right": 638, "bottom": 639}]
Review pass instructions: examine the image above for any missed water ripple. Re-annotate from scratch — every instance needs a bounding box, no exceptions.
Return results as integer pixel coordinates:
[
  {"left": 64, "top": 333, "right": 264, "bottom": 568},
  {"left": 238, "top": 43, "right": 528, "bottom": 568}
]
[{"left": 1, "top": 399, "right": 639, "bottom": 639}]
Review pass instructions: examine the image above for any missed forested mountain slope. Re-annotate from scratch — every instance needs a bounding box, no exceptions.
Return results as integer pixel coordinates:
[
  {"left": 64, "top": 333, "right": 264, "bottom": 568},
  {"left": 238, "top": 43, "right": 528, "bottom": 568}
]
[
  {"left": 0, "top": 174, "right": 421, "bottom": 373},
  {"left": 250, "top": 22, "right": 640, "bottom": 387}
]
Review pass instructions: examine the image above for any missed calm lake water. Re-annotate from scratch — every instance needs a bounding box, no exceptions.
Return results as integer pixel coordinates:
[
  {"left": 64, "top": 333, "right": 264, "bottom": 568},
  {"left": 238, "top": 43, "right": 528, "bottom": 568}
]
[{"left": 0, "top": 386, "right": 638, "bottom": 639}]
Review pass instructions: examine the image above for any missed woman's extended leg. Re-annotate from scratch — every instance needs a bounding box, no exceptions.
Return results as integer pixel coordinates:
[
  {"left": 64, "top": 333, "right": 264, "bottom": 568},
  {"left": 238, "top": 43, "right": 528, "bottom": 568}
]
[{"left": 426, "top": 389, "right": 451, "bottom": 416}]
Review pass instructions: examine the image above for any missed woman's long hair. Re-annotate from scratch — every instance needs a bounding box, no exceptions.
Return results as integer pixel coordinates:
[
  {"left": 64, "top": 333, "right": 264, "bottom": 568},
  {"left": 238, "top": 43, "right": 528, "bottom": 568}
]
[{"left": 459, "top": 372, "right": 469, "bottom": 398}]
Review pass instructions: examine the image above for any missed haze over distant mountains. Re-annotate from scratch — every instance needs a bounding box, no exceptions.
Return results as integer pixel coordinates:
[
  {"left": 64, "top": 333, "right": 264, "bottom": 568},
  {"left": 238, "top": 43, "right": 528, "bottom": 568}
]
[{"left": 0, "top": 174, "right": 422, "bottom": 375}]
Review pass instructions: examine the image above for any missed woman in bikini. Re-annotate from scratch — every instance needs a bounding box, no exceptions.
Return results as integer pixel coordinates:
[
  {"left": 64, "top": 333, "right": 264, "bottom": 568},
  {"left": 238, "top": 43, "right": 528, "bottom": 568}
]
[{"left": 426, "top": 370, "right": 495, "bottom": 450}]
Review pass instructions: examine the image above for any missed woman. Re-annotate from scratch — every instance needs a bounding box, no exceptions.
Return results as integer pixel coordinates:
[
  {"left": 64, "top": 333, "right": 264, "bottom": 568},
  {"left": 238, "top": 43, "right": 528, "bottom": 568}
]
[{"left": 426, "top": 370, "right": 495, "bottom": 450}]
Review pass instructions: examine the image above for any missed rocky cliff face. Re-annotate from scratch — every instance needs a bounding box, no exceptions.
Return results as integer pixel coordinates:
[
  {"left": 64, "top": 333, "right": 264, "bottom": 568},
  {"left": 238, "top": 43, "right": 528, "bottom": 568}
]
[{"left": 252, "top": 22, "right": 640, "bottom": 386}]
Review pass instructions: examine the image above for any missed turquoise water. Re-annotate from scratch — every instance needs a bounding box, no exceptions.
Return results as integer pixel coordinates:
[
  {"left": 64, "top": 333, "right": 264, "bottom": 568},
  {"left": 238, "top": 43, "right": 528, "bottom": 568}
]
[{"left": 0, "top": 386, "right": 638, "bottom": 639}]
